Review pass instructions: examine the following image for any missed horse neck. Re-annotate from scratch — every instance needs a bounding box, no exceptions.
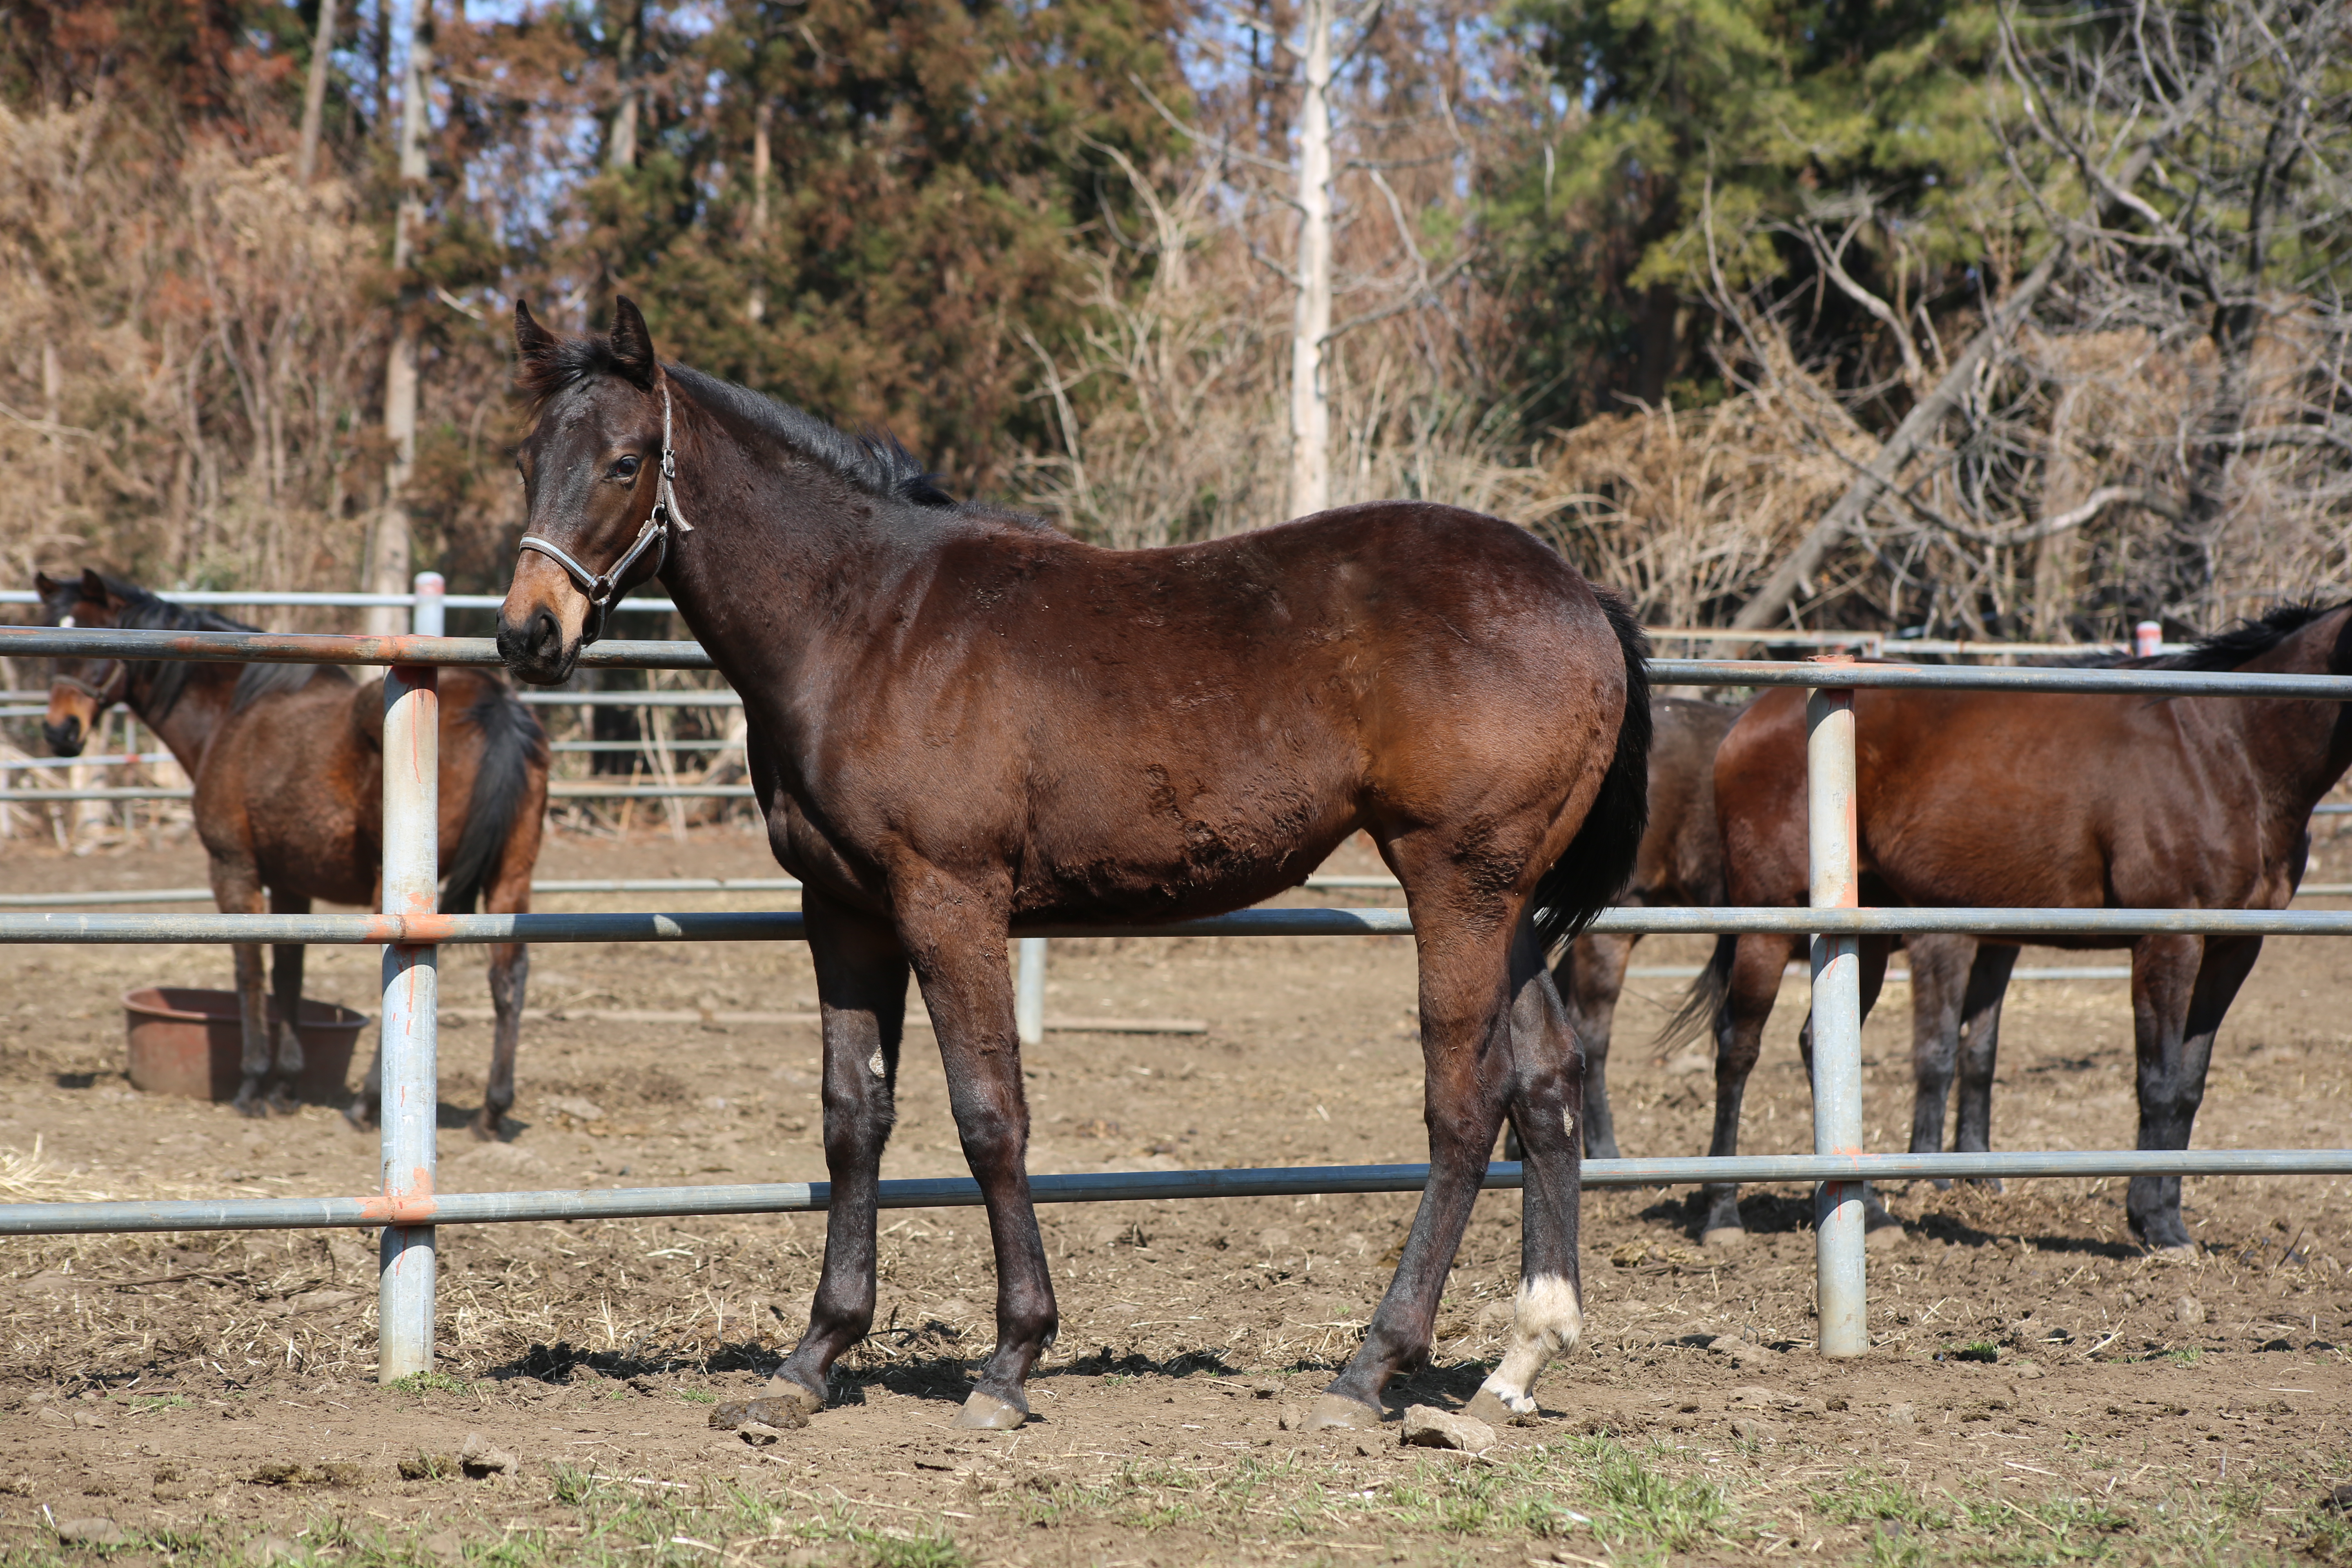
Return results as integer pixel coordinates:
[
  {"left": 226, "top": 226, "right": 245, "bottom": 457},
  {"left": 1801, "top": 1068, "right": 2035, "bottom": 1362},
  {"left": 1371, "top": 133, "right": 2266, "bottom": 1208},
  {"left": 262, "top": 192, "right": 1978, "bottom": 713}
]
[
  {"left": 129, "top": 662, "right": 237, "bottom": 773},
  {"left": 2234, "top": 610, "right": 2352, "bottom": 814},
  {"left": 657, "top": 435, "right": 935, "bottom": 697}
]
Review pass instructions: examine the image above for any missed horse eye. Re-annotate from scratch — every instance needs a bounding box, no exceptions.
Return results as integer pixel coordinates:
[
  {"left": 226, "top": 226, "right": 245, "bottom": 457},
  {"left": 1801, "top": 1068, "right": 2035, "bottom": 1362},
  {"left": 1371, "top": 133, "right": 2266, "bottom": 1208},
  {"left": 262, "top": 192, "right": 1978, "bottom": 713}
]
[{"left": 612, "top": 455, "right": 641, "bottom": 479}]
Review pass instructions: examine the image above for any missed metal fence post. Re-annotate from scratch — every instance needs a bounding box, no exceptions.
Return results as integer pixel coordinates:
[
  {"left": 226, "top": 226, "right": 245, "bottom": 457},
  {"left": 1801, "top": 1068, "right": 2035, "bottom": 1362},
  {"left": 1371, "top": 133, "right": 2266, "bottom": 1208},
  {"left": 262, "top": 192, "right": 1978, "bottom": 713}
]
[
  {"left": 379, "top": 660, "right": 440, "bottom": 1381},
  {"left": 1016, "top": 937, "right": 1048, "bottom": 1047},
  {"left": 1806, "top": 658, "right": 1868, "bottom": 1357},
  {"left": 411, "top": 571, "right": 445, "bottom": 637}
]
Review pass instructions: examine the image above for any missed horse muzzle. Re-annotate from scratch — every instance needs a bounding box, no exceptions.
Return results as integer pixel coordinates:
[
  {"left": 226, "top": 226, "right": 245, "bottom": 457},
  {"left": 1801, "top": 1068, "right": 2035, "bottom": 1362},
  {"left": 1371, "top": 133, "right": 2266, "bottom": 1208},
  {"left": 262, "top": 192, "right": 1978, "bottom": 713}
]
[
  {"left": 42, "top": 715, "right": 85, "bottom": 757},
  {"left": 497, "top": 556, "right": 591, "bottom": 685}
]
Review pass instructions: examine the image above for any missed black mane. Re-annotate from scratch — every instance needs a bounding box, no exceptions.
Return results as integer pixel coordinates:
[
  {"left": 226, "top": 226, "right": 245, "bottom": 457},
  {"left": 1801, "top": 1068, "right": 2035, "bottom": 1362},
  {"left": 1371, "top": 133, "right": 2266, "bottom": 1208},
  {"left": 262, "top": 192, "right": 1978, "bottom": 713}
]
[
  {"left": 58, "top": 577, "right": 343, "bottom": 719},
  {"left": 516, "top": 328, "right": 958, "bottom": 510},
  {"left": 2132, "top": 601, "right": 2350, "bottom": 671}
]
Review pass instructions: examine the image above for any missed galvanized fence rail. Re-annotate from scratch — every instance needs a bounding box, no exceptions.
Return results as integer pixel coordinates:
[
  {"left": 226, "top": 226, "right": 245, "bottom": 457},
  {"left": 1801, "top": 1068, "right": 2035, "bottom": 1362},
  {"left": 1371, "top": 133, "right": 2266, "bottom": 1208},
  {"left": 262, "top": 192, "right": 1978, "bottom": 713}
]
[{"left": 2, "top": 619, "right": 2351, "bottom": 1379}]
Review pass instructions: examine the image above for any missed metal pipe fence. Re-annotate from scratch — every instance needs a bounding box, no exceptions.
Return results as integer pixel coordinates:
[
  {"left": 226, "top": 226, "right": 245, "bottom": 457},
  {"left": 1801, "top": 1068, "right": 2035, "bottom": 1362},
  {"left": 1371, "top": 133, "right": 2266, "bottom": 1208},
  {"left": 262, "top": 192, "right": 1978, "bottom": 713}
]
[{"left": 2, "top": 618, "right": 2350, "bottom": 1381}]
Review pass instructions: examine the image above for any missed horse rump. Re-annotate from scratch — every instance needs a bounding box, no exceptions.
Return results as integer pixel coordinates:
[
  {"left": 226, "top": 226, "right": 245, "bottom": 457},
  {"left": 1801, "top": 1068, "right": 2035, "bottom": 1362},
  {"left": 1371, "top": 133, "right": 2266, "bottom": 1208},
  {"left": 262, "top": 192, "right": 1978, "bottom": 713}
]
[{"left": 1530, "top": 585, "right": 1653, "bottom": 956}]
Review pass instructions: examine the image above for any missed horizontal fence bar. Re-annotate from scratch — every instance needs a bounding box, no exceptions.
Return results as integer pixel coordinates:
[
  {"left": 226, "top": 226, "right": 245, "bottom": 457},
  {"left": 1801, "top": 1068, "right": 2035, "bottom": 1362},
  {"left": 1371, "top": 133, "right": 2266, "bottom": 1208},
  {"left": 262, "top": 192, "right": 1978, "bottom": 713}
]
[
  {"left": 516, "top": 691, "right": 738, "bottom": 706},
  {"left": 14, "top": 628, "right": 2352, "bottom": 700},
  {"left": 2, "top": 1150, "right": 2344, "bottom": 1236},
  {"left": 0, "top": 873, "right": 1414, "bottom": 907},
  {"left": 0, "top": 784, "right": 756, "bottom": 804},
  {"left": 10, "top": 905, "right": 2352, "bottom": 945},
  {"left": 0, "top": 753, "right": 174, "bottom": 771},
  {"left": 0, "top": 591, "right": 679, "bottom": 613}
]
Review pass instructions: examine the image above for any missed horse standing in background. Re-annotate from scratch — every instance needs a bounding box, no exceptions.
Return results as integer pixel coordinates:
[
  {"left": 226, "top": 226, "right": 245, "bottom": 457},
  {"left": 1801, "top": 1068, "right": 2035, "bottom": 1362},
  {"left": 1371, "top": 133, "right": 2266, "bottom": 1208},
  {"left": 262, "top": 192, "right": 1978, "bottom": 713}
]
[
  {"left": 1679, "top": 606, "right": 2348, "bottom": 1252},
  {"left": 1556, "top": 695, "right": 2016, "bottom": 1200},
  {"left": 492, "top": 298, "right": 1650, "bottom": 1435},
  {"left": 37, "top": 570, "right": 550, "bottom": 1134}
]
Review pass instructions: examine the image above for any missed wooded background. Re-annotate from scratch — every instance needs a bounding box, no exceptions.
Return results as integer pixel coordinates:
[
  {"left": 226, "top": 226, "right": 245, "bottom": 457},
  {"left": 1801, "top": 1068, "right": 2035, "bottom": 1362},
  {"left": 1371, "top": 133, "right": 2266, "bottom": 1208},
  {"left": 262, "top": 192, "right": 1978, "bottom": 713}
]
[{"left": 2, "top": 0, "right": 2346, "bottom": 638}]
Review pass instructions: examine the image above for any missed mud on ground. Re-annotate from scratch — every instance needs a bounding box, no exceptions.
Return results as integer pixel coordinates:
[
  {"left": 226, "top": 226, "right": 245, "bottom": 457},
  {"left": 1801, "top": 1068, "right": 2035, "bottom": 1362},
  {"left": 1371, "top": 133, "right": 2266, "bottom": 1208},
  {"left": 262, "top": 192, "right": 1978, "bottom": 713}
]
[{"left": 0, "top": 828, "right": 2346, "bottom": 1566}]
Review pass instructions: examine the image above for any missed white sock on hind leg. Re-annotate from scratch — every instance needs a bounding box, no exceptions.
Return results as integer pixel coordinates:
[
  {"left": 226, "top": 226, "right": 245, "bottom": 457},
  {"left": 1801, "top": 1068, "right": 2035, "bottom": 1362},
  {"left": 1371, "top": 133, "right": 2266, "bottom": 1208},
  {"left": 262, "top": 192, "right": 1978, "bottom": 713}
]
[{"left": 1476, "top": 1273, "right": 1582, "bottom": 1416}]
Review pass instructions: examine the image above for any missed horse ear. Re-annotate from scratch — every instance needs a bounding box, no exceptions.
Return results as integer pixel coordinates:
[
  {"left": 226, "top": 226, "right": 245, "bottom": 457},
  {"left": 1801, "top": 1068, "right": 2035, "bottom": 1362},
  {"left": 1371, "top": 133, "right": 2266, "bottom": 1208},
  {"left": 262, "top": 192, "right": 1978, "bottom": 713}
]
[
  {"left": 80, "top": 568, "right": 110, "bottom": 606},
  {"left": 609, "top": 296, "right": 658, "bottom": 388},
  {"left": 515, "top": 298, "right": 560, "bottom": 363},
  {"left": 34, "top": 571, "right": 58, "bottom": 597}
]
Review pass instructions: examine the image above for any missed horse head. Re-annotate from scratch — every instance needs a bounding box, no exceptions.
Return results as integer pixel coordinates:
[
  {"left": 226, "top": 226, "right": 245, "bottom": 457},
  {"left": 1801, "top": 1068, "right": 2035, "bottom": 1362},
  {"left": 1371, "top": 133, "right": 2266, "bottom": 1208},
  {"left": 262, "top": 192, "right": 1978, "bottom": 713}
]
[
  {"left": 497, "top": 296, "right": 683, "bottom": 685},
  {"left": 33, "top": 568, "right": 128, "bottom": 756}
]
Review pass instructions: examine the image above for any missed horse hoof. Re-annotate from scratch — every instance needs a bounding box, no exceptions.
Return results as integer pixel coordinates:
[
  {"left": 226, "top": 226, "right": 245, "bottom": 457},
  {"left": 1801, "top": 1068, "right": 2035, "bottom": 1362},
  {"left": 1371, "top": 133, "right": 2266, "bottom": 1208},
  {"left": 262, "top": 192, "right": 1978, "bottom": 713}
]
[
  {"left": 468, "top": 1114, "right": 500, "bottom": 1143},
  {"left": 756, "top": 1378, "right": 826, "bottom": 1418},
  {"left": 266, "top": 1087, "right": 301, "bottom": 1117},
  {"left": 953, "top": 1391, "right": 1027, "bottom": 1430},
  {"left": 2148, "top": 1241, "right": 2199, "bottom": 1261},
  {"left": 1699, "top": 1226, "right": 1746, "bottom": 1251},
  {"left": 342, "top": 1100, "right": 378, "bottom": 1133},
  {"left": 1962, "top": 1176, "right": 2005, "bottom": 1194},
  {"left": 233, "top": 1091, "right": 269, "bottom": 1120},
  {"left": 1304, "top": 1394, "right": 1381, "bottom": 1432}
]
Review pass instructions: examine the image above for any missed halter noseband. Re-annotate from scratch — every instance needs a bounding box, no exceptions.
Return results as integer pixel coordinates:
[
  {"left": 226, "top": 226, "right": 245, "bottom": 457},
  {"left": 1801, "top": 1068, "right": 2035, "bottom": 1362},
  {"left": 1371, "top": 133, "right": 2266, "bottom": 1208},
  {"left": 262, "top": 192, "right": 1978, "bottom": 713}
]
[
  {"left": 50, "top": 615, "right": 131, "bottom": 712},
  {"left": 515, "top": 379, "right": 694, "bottom": 645}
]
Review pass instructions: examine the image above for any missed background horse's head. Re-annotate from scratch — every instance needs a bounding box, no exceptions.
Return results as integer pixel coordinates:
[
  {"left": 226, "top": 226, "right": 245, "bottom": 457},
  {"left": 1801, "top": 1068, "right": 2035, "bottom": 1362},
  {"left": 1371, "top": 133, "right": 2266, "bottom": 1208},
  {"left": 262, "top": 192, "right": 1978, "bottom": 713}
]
[
  {"left": 33, "top": 568, "right": 128, "bottom": 756},
  {"left": 498, "top": 296, "right": 678, "bottom": 685}
]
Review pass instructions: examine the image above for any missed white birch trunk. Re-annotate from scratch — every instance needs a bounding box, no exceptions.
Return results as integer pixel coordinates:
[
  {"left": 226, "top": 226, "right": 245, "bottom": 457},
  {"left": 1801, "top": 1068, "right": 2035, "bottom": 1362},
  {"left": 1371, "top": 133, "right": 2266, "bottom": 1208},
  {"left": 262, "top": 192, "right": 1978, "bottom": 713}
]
[
  {"left": 370, "top": 0, "right": 431, "bottom": 636},
  {"left": 296, "top": 0, "right": 339, "bottom": 186},
  {"left": 1287, "top": 0, "right": 1334, "bottom": 521},
  {"left": 747, "top": 99, "right": 770, "bottom": 323}
]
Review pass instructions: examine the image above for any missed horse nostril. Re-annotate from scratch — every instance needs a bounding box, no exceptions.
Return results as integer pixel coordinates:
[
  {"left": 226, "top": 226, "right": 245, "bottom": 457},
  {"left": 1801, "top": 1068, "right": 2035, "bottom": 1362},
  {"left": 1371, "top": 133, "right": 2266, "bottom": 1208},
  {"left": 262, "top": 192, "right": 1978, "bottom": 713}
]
[
  {"left": 43, "top": 720, "right": 82, "bottom": 757},
  {"left": 529, "top": 608, "right": 560, "bottom": 659}
]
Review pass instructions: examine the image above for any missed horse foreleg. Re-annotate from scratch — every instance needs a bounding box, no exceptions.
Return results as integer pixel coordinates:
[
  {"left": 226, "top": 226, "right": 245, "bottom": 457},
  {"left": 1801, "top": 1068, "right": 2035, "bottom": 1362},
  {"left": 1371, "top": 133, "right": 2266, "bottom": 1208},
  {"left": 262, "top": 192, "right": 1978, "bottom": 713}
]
[
  {"left": 1557, "top": 930, "right": 1635, "bottom": 1160},
  {"left": 744, "top": 898, "right": 909, "bottom": 1428},
  {"left": 1465, "top": 923, "right": 1585, "bottom": 1427},
  {"left": 1699, "top": 933, "right": 1799, "bottom": 1247},
  {"left": 1313, "top": 927, "right": 1515, "bottom": 1431},
  {"left": 476, "top": 943, "right": 528, "bottom": 1140},
  {"left": 2127, "top": 934, "right": 2259, "bottom": 1253},
  {"left": 1953, "top": 943, "right": 2018, "bottom": 1173},
  {"left": 1904, "top": 935, "right": 1970, "bottom": 1180},
  {"left": 907, "top": 915, "right": 1055, "bottom": 1431}
]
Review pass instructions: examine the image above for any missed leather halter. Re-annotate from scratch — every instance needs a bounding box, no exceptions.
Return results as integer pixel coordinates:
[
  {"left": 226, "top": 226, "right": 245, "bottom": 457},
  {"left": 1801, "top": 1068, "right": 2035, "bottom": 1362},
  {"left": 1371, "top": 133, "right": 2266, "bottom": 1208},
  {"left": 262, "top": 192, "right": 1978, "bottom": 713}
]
[
  {"left": 515, "top": 379, "right": 694, "bottom": 645},
  {"left": 50, "top": 615, "right": 130, "bottom": 711}
]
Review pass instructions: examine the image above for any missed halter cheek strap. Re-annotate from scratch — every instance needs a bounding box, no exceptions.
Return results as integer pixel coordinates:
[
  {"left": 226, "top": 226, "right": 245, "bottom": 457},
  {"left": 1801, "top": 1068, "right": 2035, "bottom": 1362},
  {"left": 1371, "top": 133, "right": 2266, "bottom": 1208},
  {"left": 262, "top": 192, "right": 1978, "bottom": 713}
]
[
  {"left": 516, "top": 379, "right": 695, "bottom": 645},
  {"left": 50, "top": 614, "right": 131, "bottom": 709}
]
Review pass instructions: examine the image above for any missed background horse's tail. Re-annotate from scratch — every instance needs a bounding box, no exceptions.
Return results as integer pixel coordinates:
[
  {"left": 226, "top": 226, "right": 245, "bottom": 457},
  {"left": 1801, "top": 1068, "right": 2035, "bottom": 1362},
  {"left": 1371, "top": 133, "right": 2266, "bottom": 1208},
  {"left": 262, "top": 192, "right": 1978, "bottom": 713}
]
[
  {"left": 441, "top": 685, "right": 550, "bottom": 915},
  {"left": 1532, "top": 585, "right": 1653, "bottom": 956},
  {"left": 1657, "top": 933, "right": 1736, "bottom": 1053}
]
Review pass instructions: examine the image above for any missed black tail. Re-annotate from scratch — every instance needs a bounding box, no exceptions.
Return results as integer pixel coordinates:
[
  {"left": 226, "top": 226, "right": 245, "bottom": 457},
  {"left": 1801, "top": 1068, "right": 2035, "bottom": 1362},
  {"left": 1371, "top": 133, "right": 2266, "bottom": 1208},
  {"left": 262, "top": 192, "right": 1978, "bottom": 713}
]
[
  {"left": 1532, "top": 586, "right": 1653, "bottom": 956},
  {"left": 1658, "top": 933, "right": 1735, "bottom": 1053},
  {"left": 440, "top": 686, "right": 548, "bottom": 915}
]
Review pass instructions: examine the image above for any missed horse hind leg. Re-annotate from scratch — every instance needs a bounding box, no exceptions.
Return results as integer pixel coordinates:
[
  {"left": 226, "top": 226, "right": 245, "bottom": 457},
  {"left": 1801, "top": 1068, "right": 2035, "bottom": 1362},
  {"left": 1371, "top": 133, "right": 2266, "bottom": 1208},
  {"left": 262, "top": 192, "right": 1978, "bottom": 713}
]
[
  {"left": 212, "top": 860, "right": 273, "bottom": 1118},
  {"left": 1464, "top": 923, "right": 1586, "bottom": 1427},
  {"left": 265, "top": 891, "right": 311, "bottom": 1115},
  {"left": 1310, "top": 894, "right": 1517, "bottom": 1430},
  {"left": 1698, "top": 933, "right": 1800, "bottom": 1247},
  {"left": 476, "top": 943, "right": 528, "bottom": 1140},
  {"left": 1952, "top": 943, "right": 2019, "bottom": 1188}
]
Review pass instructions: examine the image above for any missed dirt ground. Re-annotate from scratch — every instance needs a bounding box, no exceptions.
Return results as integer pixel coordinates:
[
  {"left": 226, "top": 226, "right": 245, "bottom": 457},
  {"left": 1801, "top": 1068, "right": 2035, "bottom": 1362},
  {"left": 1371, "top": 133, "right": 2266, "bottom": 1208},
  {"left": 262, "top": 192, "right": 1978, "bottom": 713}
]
[{"left": 0, "top": 824, "right": 2346, "bottom": 1567}]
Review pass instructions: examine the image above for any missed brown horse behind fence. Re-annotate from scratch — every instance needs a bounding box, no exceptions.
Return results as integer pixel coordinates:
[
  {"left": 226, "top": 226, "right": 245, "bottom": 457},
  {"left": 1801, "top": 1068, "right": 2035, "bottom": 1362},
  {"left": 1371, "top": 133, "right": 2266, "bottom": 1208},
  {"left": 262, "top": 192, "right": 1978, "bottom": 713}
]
[
  {"left": 1678, "top": 605, "right": 2350, "bottom": 1253},
  {"left": 491, "top": 298, "right": 1650, "bottom": 1435},
  {"left": 36, "top": 570, "right": 550, "bottom": 1132},
  {"left": 1555, "top": 695, "right": 2011, "bottom": 1182}
]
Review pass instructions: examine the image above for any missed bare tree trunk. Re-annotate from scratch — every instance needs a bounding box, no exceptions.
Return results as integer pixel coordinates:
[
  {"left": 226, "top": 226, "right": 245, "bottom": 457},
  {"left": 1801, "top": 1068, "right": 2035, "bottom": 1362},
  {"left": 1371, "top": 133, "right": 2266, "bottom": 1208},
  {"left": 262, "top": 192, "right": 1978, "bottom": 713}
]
[
  {"left": 296, "top": 0, "right": 339, "bottom": 186},
  {"left": 607, "top": 0, "right": 641, "bottom": 172},
  {"left": 1286, "top": 0, "right": 1333, "bottom": 520},
  {"left": 746, "top": 98, "right": 769, "bottom": 323},
  {"left": 370, "top": 0, "right": 431, "bottom": 636}
]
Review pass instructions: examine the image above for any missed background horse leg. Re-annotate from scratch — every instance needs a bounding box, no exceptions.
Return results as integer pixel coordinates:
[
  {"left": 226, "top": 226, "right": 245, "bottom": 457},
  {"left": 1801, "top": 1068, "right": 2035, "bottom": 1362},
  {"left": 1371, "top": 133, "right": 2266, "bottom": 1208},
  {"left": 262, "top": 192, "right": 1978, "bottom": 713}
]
[
  {"left": 1905, "top": 934, "right": 1974, "bottom": 1183},
  {"left": 210, "top": 858, "right": 273, "bottom": 1118},
  {"left": 2128, "top": 933, "right": 2260, "bottom": 1253},
  {"left": 1797, "top": 938, "right": 1900, "bottom": 1239},
  {"left": 1465, "top": 921, "right": 1586, "bottom": 1426},
  {"left": 1312, "top": 902, "right": 1516, "bottom": 1430},
  {"left": 1555, "top": 930, "right": 1636, "bottom": 1159},
  {"left": 266, "top": 890, "right": 310, "bottom": 1114},
  {"left": 1952, "top": 942, "right": 2019, "bottom": 1187},
  {"left": 746, "top": 898, "right": 909, "bottom": 1427},
  {"left": 1699, "top": 932, "right": 1801, "bottom": 1247},
  {"left": 477, "top": 942, "right": 529, "bottom": 1140}
]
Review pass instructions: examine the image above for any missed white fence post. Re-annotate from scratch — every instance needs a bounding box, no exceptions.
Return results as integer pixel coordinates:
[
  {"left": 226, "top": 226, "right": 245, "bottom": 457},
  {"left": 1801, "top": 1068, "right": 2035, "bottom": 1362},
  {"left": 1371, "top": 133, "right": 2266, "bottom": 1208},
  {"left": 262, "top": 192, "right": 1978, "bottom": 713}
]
[
  {"left": 2134, "top": 619, "right": 2162, "bottom": 658},
  {"left": 1015, "top": 937, "right": 1048, "bottom": 1047},
  {"left": 378, "top": 660, "right": 440, "bottom": 1381},
  {"left": 411, "top": 571, "right": 445, "bottom": 637},
  {"left": 1806, "top": 659, "right": 1868, "bottom": 1356}
]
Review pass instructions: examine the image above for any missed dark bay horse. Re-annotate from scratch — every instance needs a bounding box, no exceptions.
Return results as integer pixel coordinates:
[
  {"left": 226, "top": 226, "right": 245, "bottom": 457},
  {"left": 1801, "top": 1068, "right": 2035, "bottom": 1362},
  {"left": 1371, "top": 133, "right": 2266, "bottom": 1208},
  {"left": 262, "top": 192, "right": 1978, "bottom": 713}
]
[
  {"left": 1558, "top": 695, "right": 2011, "bottom": 1185},
  {"left": 1683, "top": 606, "right": 2348, "bottom": 1252},
  {"left": 494, "top": 298, "right": 1650, "bottom": 1433},
  {"left": 37, "top": 570, "right": 550, "bottom": 1131}
]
